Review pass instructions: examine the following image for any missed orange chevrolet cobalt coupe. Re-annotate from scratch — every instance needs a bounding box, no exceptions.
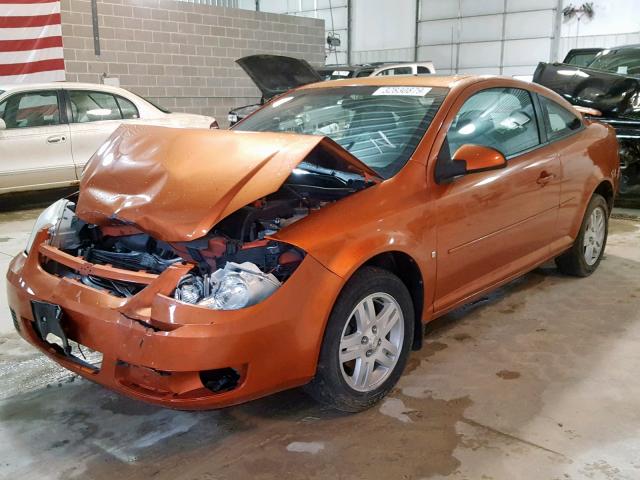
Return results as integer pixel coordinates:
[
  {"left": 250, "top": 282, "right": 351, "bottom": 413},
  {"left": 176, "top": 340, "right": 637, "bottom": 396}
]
[{"left": 7, "top": 76, "right": 619, "bottom": 411}]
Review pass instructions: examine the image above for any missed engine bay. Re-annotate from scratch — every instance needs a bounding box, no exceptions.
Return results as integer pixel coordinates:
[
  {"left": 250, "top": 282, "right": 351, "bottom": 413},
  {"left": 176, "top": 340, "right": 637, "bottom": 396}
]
[{"left": 42, "top": 163, "right": 371, "bottom": 308}]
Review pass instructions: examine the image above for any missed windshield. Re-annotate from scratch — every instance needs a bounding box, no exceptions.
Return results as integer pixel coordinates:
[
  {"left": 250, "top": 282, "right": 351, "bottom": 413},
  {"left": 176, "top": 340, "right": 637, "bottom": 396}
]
[
  {"left": 234, "top": 85, "right": 448, "bottom": 178},
  {"left": 587, "top": 48, "right": 640, "bottom": 76}
]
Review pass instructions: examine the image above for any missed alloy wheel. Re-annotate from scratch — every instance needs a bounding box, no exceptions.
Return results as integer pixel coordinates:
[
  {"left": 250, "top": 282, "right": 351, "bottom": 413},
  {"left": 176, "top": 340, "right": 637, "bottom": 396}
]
[
  {"left": 338, "top": 292, "right": 404, "bottom": 392},
  {"left": 583, "top": 206, "right": 606, "bottom": 266}
]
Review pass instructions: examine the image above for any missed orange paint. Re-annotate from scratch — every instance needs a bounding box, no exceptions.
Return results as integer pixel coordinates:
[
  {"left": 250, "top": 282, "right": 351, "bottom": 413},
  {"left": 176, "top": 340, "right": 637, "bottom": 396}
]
[{"left": 6, "top": 75, "right": 619, "bottom": 409}]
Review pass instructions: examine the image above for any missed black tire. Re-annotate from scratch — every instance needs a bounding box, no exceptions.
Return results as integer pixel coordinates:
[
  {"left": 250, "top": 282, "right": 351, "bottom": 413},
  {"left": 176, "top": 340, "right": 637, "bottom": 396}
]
[
  {"left": 555, "top": 194, "right": 609, "bottom": 277},
  {"left": 304, "top": 266, "right": 414, "bottom": 412}
]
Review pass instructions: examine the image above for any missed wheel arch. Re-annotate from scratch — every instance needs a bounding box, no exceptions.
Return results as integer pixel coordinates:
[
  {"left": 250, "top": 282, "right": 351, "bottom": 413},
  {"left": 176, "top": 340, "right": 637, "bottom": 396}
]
[
  {"left": 593, "top": 179, "right": 615, "bottom": 213},
  {"left": 569, "top": 178, "right": 616, "bottom": 240},
  {"left": 360, "top": 251, "right": 425, "bottom": 351}
]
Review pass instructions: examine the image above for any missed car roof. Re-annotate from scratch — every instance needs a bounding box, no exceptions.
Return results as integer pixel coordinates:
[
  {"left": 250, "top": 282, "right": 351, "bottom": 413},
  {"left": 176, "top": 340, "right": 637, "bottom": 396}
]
[
  {"left": 612, "top": 43, "right": 640, "bottom": 49},
  {"left": 296, "top": 74, "right": 574, "bottom": 105},
  {"left": 298, "top": 74, "right": 475, "bottom": 91},
  {"left": 374, "top": 62, "right": 434, "bottom": 68},
  {"left": 0, "top": 81, "right": 131, "bottom": 95}
]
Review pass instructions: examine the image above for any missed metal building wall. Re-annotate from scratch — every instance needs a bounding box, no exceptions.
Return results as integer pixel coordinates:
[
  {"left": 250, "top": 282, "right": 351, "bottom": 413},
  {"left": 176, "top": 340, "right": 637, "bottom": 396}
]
[
  {"left": 558, "top": 0, "right": 640, "bottom": 60},
  {"left": 260, "top": 0, "right": 349, "bottom": 65},
  {"left": 255, "top": 0, "right": 638, "bottom": 74},
  {"left": 417, "top": 0, "right": 557, "bottom": 76}
]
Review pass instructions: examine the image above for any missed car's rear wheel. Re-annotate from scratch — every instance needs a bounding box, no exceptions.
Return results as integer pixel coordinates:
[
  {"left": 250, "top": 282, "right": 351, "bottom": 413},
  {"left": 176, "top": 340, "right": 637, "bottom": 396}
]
[
  {"left": 555, "top": 193, "right": 609, "bottom": 277},
  {"left": 305, "top": 266, "right": 414, "bottom": 412}
]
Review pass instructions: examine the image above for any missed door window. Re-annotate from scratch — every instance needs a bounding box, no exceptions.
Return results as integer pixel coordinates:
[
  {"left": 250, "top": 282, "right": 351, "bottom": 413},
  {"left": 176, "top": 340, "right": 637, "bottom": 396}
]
[
  {"left": 355, "top": 69, "right": 374, "bottom": 77},
  {"left": 539, "top": 95, "right": 581, "bottom": 140},
  {"left": 417, "top": 66, "right": 431, "bottom": 74},
  {"left": 68, "top": 90, "right": 123, "bottom": 123},
  {"left": 378, "top": 66, "right": 412, "bottom": 76},
  {"left": 0, "top": 91, "right": 60, "bottom": 129},
  {"left": 116, "top": 96, "right": 139, "bottom": 119},
  {"left": 446, "top": 87, "right": 540, "bottom": 158}
]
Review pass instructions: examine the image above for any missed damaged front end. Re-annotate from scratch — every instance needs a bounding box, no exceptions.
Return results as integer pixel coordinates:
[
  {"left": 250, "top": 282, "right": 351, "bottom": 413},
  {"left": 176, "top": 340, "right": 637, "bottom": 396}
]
[
  {"left": 8, "top": 125, "right": 373, "bottom": 406},
  {"left": 38, "top": 126, "right": 375, "bottom": 311}
]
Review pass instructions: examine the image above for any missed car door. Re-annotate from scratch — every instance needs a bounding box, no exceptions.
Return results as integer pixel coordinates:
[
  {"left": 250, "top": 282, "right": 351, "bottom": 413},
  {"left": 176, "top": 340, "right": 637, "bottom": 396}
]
[
  {"left": 430, "top": 86, "right": 562, "bottom": 313},
  {"left": 537, "top": 94, "right": 590, "bottom": 245},
  {"left": 0, "top": 89, "right": 74, "bottom": 194},
  {"left": 65, "top": 89, "right": 140, "bottom": 177}
]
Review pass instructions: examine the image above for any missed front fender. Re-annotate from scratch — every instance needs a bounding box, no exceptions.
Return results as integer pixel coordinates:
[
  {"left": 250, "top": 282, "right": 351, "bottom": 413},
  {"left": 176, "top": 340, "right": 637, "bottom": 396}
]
[{"left": 275, "top": 161, "right": 437, "bottom": 313}]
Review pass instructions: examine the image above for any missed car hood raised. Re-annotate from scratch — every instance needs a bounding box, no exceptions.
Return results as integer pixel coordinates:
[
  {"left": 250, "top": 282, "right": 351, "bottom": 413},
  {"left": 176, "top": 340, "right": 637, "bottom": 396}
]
[
  {"left": 533, "top": 61, "right": 640, "bottom": 118},
  {"left": 236, "top": 54, "right": 322, "bottom": 100},
  {"left": 76, "top": 125, "right": 379, "bottom": 242}
]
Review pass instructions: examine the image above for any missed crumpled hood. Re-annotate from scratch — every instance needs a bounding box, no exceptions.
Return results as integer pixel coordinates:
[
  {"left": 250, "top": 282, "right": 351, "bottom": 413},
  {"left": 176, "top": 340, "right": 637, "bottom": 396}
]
[{"left": 77, "top": 125, "right": 378, "bottom": 242}]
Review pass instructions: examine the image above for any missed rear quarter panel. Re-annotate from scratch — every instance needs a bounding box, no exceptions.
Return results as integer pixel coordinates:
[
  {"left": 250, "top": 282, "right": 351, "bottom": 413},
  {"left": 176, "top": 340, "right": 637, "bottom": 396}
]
[{"left": 558, "top": 120, "right": 619, "bottom": 240}]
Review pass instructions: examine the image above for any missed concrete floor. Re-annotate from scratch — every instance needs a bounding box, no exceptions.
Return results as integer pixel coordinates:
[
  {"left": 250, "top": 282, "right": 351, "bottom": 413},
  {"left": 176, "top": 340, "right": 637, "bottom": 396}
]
[{"left": 1, "top": 208, "right": 640, "bottom": 480}]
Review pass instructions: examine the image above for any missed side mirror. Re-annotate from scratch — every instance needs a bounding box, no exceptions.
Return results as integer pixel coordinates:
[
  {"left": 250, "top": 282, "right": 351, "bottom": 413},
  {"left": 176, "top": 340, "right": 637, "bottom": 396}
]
[
  {"left": 453, "top": 144, "right": 507, "bottom": 174},
  {"left": 0, "top": 118, "right": 6, "bottom": 130},
  {"left": 435, "top": 142, "right": 507, "bottom": 184}
]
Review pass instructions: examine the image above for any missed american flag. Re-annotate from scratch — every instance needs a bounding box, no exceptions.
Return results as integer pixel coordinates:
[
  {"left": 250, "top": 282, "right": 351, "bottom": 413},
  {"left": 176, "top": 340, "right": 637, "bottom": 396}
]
[{"left": 0, "top": 0, "right": 65, "bottom": 84}]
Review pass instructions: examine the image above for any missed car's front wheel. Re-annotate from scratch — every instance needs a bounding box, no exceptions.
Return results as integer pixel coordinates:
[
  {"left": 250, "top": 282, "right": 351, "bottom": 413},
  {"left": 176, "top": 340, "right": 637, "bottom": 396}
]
[
  {"left": 556, "top": 193, "right": 609, "bottom": 277},
  {"left": 305, "top": 266, "right": 414, "bottom": 412}
]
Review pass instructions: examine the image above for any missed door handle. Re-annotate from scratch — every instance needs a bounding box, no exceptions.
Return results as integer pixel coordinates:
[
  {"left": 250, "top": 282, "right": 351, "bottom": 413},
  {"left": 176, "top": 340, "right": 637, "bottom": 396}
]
[
  {"left": 536, "top": 171, "right": 556, "bottom": 185},
  {"left": 47, "top": 135, "right": 66, "bottom": 144}
]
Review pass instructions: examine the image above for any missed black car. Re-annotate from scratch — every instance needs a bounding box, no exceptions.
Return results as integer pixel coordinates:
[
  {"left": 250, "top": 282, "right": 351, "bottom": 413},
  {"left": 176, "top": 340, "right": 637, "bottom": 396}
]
[
  {"left": 534, "top": 44, "right": 640, "bottom": 203},
  {"left": 228, "top": 55, "right": 322, "bottom": 126}
]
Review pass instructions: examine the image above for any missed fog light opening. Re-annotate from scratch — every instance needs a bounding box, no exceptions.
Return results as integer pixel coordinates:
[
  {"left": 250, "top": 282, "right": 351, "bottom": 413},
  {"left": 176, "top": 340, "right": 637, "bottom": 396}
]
[{"left": 200, "top": 368, "right": 240, "bottom": 393}]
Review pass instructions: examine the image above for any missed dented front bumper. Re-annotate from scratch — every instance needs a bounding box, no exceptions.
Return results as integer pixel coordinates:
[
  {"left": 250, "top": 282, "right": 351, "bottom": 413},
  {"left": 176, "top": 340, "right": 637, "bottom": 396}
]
[{"left": 6, "top": 232, "right": 342, "bottom": 410}]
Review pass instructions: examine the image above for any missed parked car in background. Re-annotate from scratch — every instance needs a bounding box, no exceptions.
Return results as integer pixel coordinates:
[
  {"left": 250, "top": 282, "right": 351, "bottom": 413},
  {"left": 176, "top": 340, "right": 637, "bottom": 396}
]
[
  {"left": 228, "top": 54, "right": 322, "bottom": 126},
  {"left": 0, "top": 82, "right": 217, "bottom": 195},
  {"left": 562, "top": 47, "right": 604, "bottom": 67},
  {"left": 371, "top": 62, "right": 436, "bottom": 76},
  {"left": 534, "top": 44, "right": 640, "bottom": 201},
  {"left": 316, "top": 63, "right": 387, "bottom": 80},
  {"left": 7, "top": 75, "right": 618, "bottom": 412}
]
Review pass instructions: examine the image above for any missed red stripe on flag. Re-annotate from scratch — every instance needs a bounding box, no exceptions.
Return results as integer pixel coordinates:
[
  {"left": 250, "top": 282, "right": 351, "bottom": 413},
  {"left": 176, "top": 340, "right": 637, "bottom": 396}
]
[
  {"left": 0, "top": 36, "right": 62, "bottom": 52},
  {"left": 0, "top": 13, "right": 61, "bottom": 28},
  {"left": 0, "top": 0, "right": 58, "bottom": 4},
  {"left": 0, "top": 58, "right": 64, "bottom": 76}
]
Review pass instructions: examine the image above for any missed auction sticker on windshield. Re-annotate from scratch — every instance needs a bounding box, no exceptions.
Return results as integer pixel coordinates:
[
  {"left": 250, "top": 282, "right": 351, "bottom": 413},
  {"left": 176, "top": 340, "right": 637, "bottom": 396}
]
[{"left": 372, "top": 86, "right": 432, "bottom": 96}]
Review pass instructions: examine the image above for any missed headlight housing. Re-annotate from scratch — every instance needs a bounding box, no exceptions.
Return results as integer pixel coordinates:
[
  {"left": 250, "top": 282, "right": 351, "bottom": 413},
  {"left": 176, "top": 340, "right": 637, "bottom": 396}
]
[
  {"left": 175, "top": 262, "right": 281, "bottom": 311},
  {"left": 25, "top": 199, "right": 70, "bottom": 254}
]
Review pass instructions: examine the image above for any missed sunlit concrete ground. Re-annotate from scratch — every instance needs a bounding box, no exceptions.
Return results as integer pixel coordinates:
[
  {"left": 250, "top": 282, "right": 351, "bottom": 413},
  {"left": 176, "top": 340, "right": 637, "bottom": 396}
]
[{"left": 1, "top": 206, "right": 639, "bottom": 479}]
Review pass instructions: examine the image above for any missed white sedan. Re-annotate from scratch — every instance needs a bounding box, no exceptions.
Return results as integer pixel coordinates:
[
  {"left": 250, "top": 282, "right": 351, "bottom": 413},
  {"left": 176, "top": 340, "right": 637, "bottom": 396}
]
[{"left": 0, "top": 82, "right": 218, "bottom": 194}]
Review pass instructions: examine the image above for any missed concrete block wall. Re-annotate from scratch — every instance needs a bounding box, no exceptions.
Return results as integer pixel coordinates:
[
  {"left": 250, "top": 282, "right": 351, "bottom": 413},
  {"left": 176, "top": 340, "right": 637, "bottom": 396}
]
[{"left": 60, "top": 0, "right": 325, "bottom": 125}]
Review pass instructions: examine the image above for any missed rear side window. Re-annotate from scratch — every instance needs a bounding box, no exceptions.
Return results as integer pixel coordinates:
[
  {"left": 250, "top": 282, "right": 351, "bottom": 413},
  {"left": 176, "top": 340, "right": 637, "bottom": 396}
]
[
  {"left": 68, "top": 90, "right": 122, "bottom": 123},
  {"left": 446, "top": 87, "right": 540, "bottom": 158},
  {"left": 0, "top": 91, "right": 60, "bottom": 129},
  {"left": 116, "top": 96, "right": 139, "bottom": 119},
  {"left": 565, "top": 51, "right": 599, "bottom": 67},
  {"left": 417, "top": 66, "right": 431, "bottom": 74},
  {"left": 539, "top": 95, "right": 581, "bottom": 140},
  {"left": 355, "top": 69, "right": 374, "bottom": 77},
  {"left": 378, "top": 67, "right": 412, "bottom": 76}
]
